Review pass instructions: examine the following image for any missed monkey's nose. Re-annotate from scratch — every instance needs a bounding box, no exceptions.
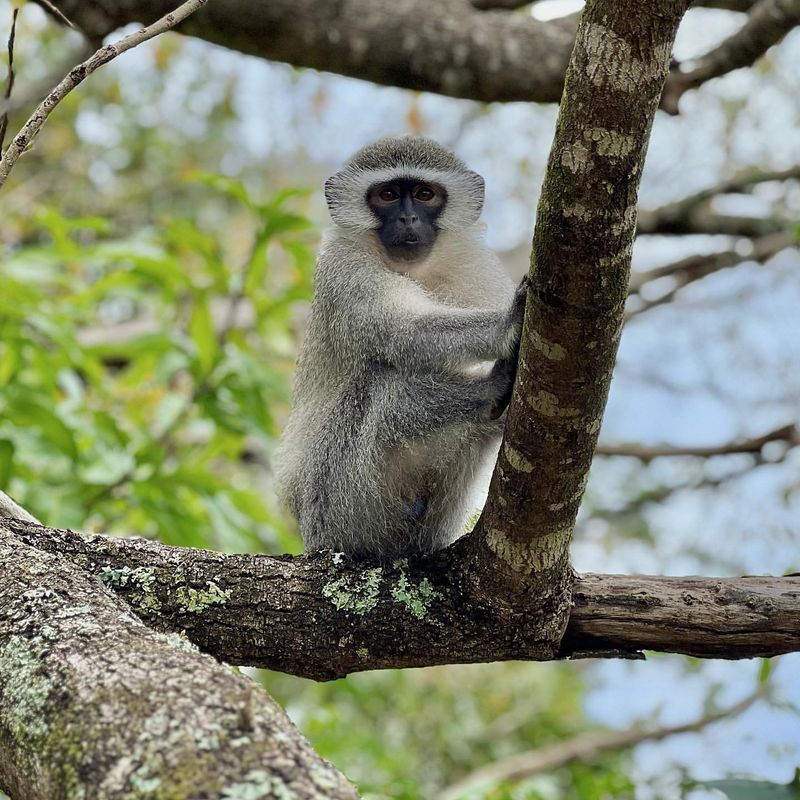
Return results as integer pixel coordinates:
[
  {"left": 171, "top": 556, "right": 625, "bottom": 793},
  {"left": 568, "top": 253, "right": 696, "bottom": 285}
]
[{"left": 399, "top": 213, "right": 419, "bottom": 225}]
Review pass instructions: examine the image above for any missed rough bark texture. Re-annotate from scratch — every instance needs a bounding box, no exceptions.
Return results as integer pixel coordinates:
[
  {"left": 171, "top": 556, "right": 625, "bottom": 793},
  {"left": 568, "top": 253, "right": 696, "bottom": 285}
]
[
  {"left": 462, "top": 0, "right": 691, "bottom": 635},
  {"left": 10, "top": 521, "right": 799, "bottom": 681},
  {"left": 565, "top": 573, "right": 800, "bottom": 659},
  {"left": 49, "top": 0, "right": 790, "bottom": 109},
  {"left": 52, "top": 0, "right": 577, "bottom": 103},
  {"left": 0, "top": 525, "right": 358, "bottom": 800}
]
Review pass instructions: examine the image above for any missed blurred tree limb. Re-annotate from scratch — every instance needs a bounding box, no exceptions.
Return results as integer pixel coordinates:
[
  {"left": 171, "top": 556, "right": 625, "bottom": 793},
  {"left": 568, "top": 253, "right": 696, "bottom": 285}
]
[
  {"left": 662, "top": 0, "right": 800, "bottom": 113},
  {"left": 48, "top": 0, "right": 799, "bottom": 108},
  {"left": 626, "top": 232, "right": 796, "bottom": 319},
  {"left": 0, "top": 0, "right": 210, "bottom": 189},
  {"left": 595, "top": 423, "right": 799, "bottom": 461},
  {"left": 439, "top": 681, "right": 768, "bottom": 799}
]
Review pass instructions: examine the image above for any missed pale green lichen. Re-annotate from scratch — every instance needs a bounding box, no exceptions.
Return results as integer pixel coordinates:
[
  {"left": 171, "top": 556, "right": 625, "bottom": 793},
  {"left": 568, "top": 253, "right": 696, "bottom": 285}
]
[
  {"left": 0, "top": 635, "right": 50, "bottom": 741},
  {"left": 504, "top": 443, "right": 534, "bottom": 474},
  {"left": 390, "top": 575, "right": 441, "bottom": 620},
  {"left": 560, "top": 140, "right": 591, "bottom": 174},
  {"left": 98, "top": 566, "right": 162, "bottom": 613},
  {"left": 128, "top": 768, "right": 162, "bottom": 793},
  {"left": 526, "top": 390, "right": 580, "bottom": 419},
  {"left": 159, "top": 631, "right": 200, "bottom": 654},
  {"left": 322, "top": 568, "right": 382, "bottom": 614},
  {"left": 222, "top": 769, "right": 297, "bottom": 800},
  {"left": 527, "top": 328, "right": 567, "bottom": 361},
  {"left": 176, "top": 581, "right": 232, "bottom": 613},
  {"left": 584, "top": 126, "right": 635, "bottom": 158},
  {"left": 485, "top": 526, "right": 572, "bottom": 573}
]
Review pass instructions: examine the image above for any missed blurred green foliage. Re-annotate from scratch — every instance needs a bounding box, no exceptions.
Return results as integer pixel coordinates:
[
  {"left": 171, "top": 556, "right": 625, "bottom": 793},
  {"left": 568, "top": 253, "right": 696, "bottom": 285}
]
[
  {"left": 1, "top": 174, "right": 313, "bottom": 552},
  {"left": 263, "top": 662, "right": 636, "bottom": 800}
]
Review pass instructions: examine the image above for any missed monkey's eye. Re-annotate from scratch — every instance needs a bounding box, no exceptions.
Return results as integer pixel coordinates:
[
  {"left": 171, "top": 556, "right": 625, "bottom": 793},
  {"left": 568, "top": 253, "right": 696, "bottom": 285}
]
[
  {"left": 378, "top": 188, "right": 398, "bottom": 202},
  {"left": 415, "top": 186, "right": 435, "bottom": 202}
]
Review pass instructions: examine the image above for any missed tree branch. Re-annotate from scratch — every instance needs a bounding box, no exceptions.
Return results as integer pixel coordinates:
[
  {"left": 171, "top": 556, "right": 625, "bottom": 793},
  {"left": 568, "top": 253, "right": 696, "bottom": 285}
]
[
  {"left": 49, "top": 0, "right": 785, "bottom": 111},
  {"left": 0, "top": 526, "right": 358, "bottom": 800},
  {"left": 637, "top": 167, "right": 800, "bottom": 236},
  {"left": 662, "top": 0, "right": 800, "bottom": 113},
  {"left": 0, "top": 0, "right": 210, "bottom": 190},
  {"left": 439, "top": 682, "right": 767, "bottom": 799},
  {"left": 0, "top": 6, "right": 18, "bottom": 155},
  {"left": 53, "top": 0, "right": 577, "bottom": 104},
  {"left": 463, "top": 0, "right": 691, "bottom": 628},
  {"left": 626, "top": 232, "right": 795, "bottom": 318},
  {"left": 595, "top": 424, "right": 799, "bottom": 461},
  {"left": 8, "top": 520, "right": 799, "bottom": 682}
]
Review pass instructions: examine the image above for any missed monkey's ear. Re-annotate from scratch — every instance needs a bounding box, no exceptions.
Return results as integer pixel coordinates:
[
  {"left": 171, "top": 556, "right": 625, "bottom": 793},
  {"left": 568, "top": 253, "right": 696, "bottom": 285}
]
[
  {"left": 323, "top": 176, "right": 337, "bottom": 212},
  {"left": 469, "top": 171, "right": 486, "bottom": 214}
]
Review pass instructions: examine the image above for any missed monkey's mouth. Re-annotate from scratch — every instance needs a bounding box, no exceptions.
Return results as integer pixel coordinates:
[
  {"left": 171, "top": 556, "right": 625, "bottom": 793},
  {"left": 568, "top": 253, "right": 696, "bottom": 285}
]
[{"left": 398, "top": 232, "right": 421, "bottom": 244}]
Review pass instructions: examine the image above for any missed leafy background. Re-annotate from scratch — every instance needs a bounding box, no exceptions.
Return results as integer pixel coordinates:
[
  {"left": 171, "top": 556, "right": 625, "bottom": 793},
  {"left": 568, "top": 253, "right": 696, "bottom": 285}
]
[{"left": 1, "top": 2, "right": 799, "bottom": 798}]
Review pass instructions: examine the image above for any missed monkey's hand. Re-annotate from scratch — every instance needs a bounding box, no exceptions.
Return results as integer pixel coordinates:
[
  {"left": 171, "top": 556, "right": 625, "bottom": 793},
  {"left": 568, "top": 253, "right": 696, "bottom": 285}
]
[
  {"left": 505, "top": 275, "right": 530, "bottom": 355},
  {"left": 487, "top": 355, "right": 518, "bottom": 421}
]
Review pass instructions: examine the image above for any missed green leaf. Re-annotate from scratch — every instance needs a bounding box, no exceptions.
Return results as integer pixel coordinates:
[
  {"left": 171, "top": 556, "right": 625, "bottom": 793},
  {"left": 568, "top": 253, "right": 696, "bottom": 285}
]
[
  {"left": 189, "top": 295, "right": 219, "bottom": 377},
  {"left": 0, "top": 440, "right": 14, "bottom": 487},
  {"left": 79, "top": 448, "right": 136, "bottom": 486}
]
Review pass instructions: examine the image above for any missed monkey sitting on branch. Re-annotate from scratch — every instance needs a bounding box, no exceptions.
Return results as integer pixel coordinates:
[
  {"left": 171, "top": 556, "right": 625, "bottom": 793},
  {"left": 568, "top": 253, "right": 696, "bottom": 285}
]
[{"left": 275, "top": 137, "right": 528, "bottom": 558}]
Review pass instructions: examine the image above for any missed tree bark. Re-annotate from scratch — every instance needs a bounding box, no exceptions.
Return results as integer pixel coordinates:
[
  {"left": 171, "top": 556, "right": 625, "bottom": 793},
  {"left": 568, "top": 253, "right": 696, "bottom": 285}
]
[
  {"left": 52, "top": 0, "right": 576, "bottom": 103},
  {"left": 0, "top": 524, "right": 358, "bottom": 799},
  {"left": 9, "top": 521, "right": 799, "bottom": 682},
  {"left": 50, "top": 0, "right": 791, "bottom": 109},
  {"left": 460, "top": 0, "right": 692, "bottom": 654}
]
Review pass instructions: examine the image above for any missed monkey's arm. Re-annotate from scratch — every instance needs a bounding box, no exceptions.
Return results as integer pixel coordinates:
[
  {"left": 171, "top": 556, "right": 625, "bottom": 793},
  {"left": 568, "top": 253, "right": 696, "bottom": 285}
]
[
  {"left": 375, "top": 366, "right": 512, "bottom": 442},
  {"left": 330, "top": 273, "right": 527, "bottom": 371}
]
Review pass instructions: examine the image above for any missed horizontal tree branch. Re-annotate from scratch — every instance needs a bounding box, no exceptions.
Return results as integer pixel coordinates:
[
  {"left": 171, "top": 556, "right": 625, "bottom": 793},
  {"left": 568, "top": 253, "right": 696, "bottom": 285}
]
[
  {"left": 0, "top": 525, "right": 358, "bottom": 800},
  {"left": 637, "top": 209, "right": 793, "bottom": 238},
  {"left": 637, "top": 167, "right": 800, "bottom": 236},
  {"left": 625, "top": 231, "right": 795, "bottom": 318},
  {"left": 663, "top": 0, "right": 800, "bottom": 114},
  {"left": 628, "top": 231, "right": 795, "bottom": 295},
  {"left": 50, "top": 0, "right": 763, "bottom": 109},
  {"left": 595, "top": 423, "right": 799, "bottom": 461},
  {"left": 7, "top": 519, "right": 799, "bottom": 681},
  {"left": 439, "top": 682, "right": 767, "bottom": 799},
  {"left": 54, "top": 0, "right": 577, "bottom": 104}
]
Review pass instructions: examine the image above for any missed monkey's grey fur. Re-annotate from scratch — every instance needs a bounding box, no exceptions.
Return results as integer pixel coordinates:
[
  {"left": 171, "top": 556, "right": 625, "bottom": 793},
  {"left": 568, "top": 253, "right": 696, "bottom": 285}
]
[{"left": 274, "top": 136, "right": 523, "bottom": 558}]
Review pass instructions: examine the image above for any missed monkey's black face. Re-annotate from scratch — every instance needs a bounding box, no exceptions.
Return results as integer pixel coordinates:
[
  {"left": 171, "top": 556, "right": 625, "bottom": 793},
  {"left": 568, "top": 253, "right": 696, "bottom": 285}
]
[{"left": 366, "top": 179, "right": 447, "bottom": 263}]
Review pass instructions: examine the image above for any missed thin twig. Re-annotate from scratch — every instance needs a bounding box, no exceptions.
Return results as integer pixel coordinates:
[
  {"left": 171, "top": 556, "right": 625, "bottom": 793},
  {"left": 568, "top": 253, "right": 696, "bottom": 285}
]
[
  {"left": 0, "top": 6, "right": 19, "bottom": 154},
  {"left": 31, "top": 0, "right": 76, "bottom": 28},
  {"left": 438, "top": 683, "right": 768, "bottom": 800},
  {"left": 0, "top": 0, "right": 210, "bottom": 189},
  {"left": 637, "top": 167, "right": 800, "bottom": 234}
]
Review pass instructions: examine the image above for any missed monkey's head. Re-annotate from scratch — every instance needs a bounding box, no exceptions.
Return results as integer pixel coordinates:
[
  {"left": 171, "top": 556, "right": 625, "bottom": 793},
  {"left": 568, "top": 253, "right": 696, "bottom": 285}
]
[{"left": 324, "top": 136, "right": 485, "bottom": 264}]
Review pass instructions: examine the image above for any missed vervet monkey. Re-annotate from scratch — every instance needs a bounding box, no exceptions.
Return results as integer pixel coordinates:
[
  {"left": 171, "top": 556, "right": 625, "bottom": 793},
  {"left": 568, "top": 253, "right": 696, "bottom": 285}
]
[{"left": 275, "top": 136, "right": 527, "bottom": 558}]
